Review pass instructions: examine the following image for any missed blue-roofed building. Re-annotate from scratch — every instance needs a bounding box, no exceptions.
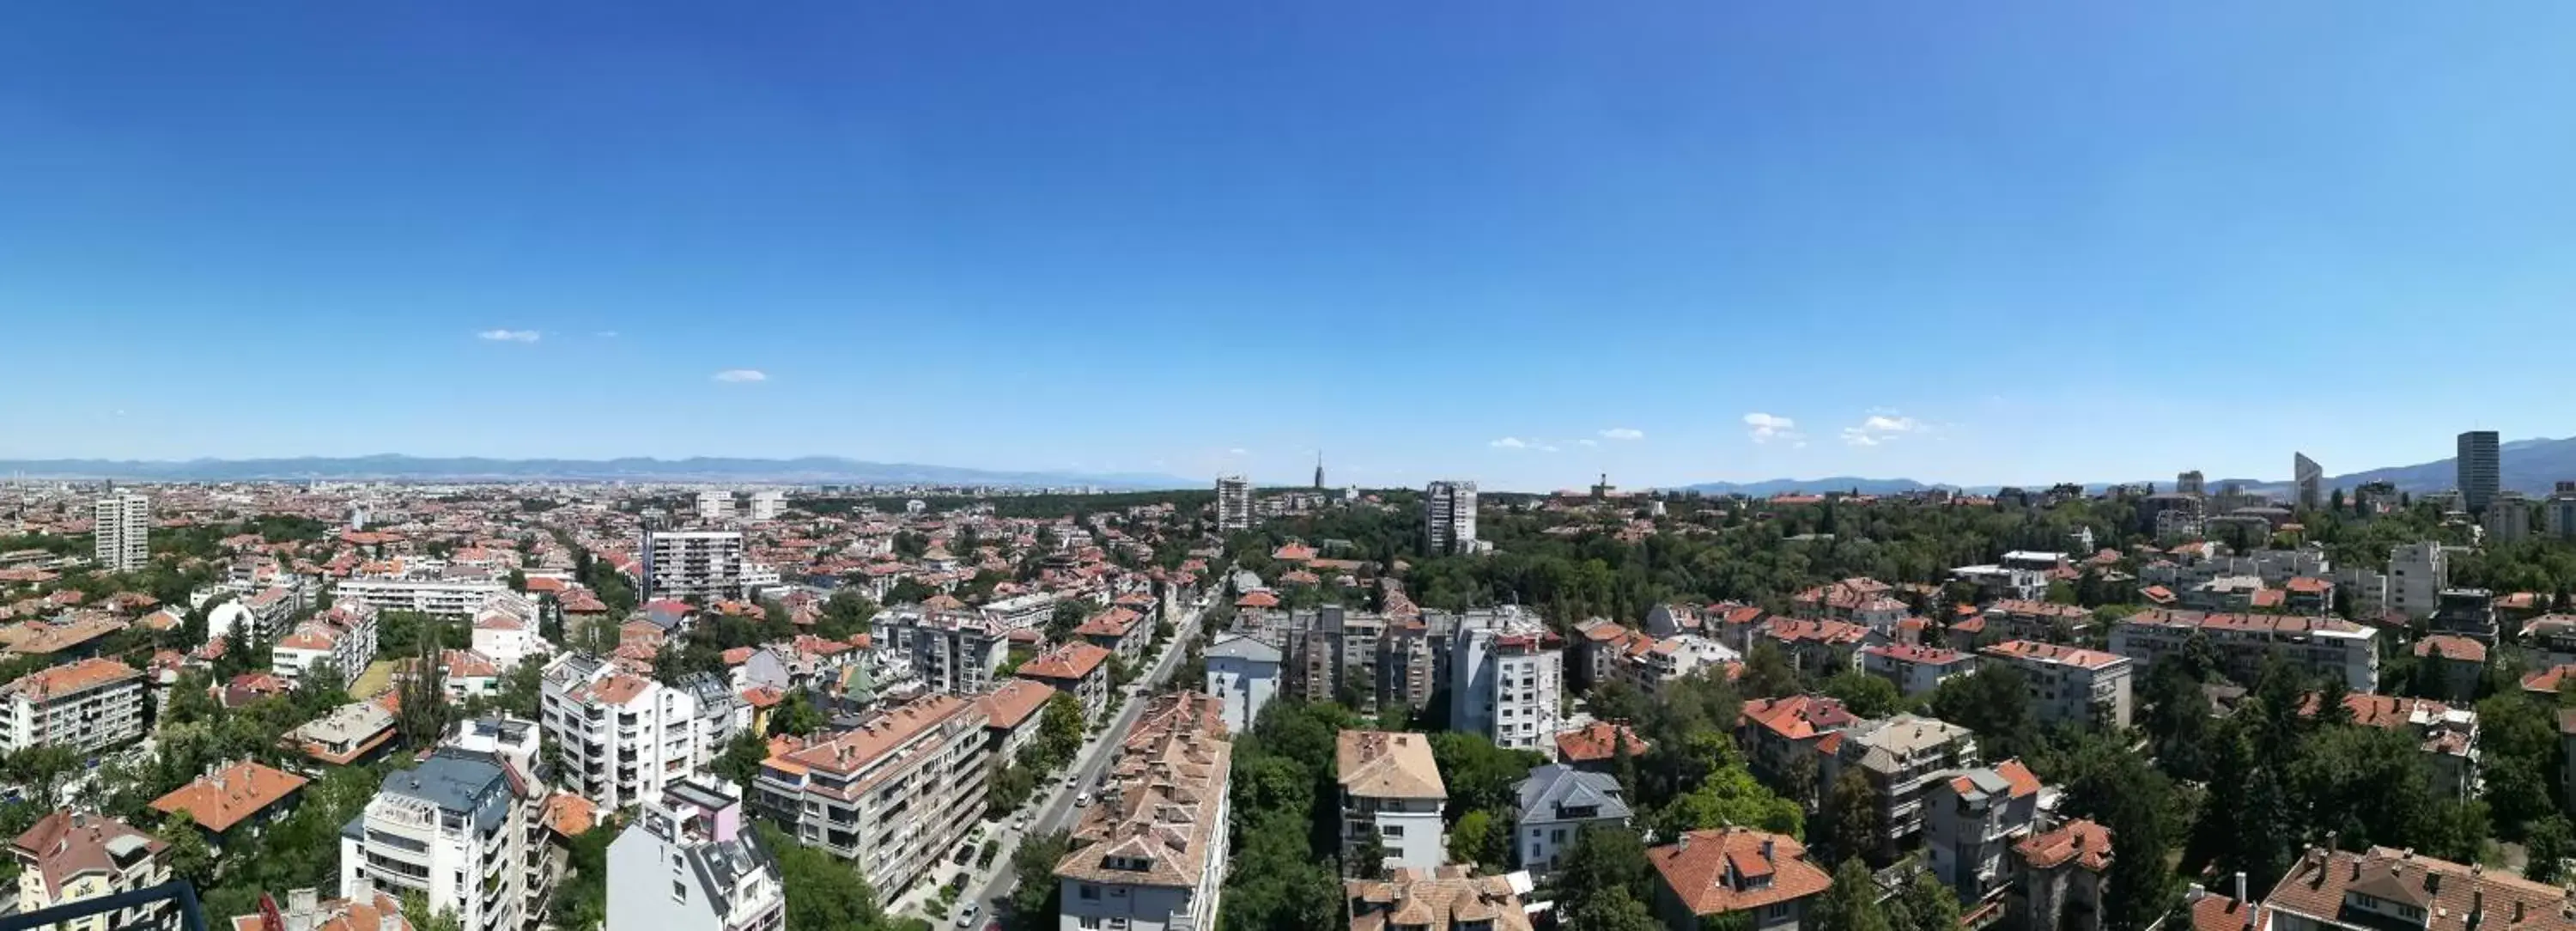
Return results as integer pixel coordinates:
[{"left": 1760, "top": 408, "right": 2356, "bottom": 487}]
[
  {"left": 1513, "top": 763, "right": 1631, "bottom": 877},
  {"left": 338, "top": 750, "right": 538, "bottom": 931}
]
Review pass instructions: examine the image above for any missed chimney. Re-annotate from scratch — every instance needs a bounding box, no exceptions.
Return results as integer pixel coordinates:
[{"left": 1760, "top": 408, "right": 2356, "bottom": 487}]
[{"left": 2235, "top": 872, "right": 2248, "bottom": 904}]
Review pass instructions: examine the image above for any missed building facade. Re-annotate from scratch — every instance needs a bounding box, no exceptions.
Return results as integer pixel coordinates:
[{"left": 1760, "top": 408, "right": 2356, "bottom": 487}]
[
  {"left": 92, "top": 493, "right": 150, "bottom": 573},
  {"left": 2458, "top": 430, "right": 2500, "bottom": 514},
  {"left": 1214, "top": 476, "right": 1252, "bottom": 532},
  {"left": 9, "top": 812, "right": 173, "bottom": 931},
  {"left": 338, "top": 751, "right": 536, "bottom": 931},
  {"left": 2108, "top": 611, "right": 2378, "bottom": 693},
  {"left": 540, "top": 654, "right": 743, "bottom": 810},
  {"left": 752, "top": 695, "right": 990, "bottom": 895},
  {"left": 1514, "top": 764, "right": 1631, "bottom": 876},
  {"left": 1054, "top": 694, "right": 1232, "bottom": 931},
  {"left": 607, "top": 780, "right": 785, "bottom": 931},
  {"left": 1447, "top": 608, "right": 1563, "bottom": 753},
  {"left": 2, "top": 657, "right": 145, "bottom": 754},
  {"left": 1203, "top": 633, "right": 1281, "bottom": 735},
  {"left": 1423, "top": 481, "right": 1479, "bottom": 556},
  {"left": 1337, "top": 730, "right": 1447, "bottom": 874},
  {"left": 1923, "top": 760, "right": 2041, "bottom": 907},
  {"left": 1977, "top": 641, "right": 2135, "bottom": 730},
  {"left": 644, "top": 529, "right": 750, "bottom": 602}
]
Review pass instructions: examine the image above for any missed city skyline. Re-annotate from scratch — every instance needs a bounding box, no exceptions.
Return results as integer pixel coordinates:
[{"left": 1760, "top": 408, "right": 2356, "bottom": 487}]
[{"left": 6, "top": 4, "right": 2576, "bottom": 490}]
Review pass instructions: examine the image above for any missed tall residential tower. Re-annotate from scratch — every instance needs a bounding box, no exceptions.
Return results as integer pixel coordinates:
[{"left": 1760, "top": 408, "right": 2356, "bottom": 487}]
[
  {"left": 1214, "top": 475, "right": 1252, "bottom": 532},
  {"left": 93, "top": 492, "right": 150, "bottom": 572},
  {"left": 2293, "top": 453, "right": 2324, "bottom": 510},
  {"left": 1423, "top": 480, "right": 1479, "bottom": 555}
]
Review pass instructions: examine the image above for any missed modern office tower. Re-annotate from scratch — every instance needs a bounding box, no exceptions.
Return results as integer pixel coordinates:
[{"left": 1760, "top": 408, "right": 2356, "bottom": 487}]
[
  {"left": 696, "top": 489, "right": 735, "bottom": 522},
  {"left": 2293, "top": 453, "right": 2324, "bottom": 510},
  {"left": 643, "top": 528, "right": 748, "bottom": 601},
  {"left": 2458, "top": 429, "right": 2500, "bottom": 514},
  {"left": 93, "top": 492, "right": 150, "bottom": 571},
  {"left": 1423, "top": 480, "right": 1479, "bottom": 555},
  {"left": 1215, "top": 475, "right": 1252, "bottom": 532}
]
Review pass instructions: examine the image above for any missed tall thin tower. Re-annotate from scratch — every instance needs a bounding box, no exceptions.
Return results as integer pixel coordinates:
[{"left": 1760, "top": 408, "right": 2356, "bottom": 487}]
[{"left": 1314, "top": 452, "right": 1325, "bottom": 490}]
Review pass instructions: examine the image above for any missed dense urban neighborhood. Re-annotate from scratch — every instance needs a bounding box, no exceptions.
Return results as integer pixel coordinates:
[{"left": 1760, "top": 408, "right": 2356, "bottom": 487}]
[{"left": 8, "top": 437, "right": 2576, "bottom": 931}]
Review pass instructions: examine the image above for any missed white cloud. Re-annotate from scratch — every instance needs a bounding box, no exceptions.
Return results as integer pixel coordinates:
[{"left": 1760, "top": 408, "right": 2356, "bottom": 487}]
[
  {"left": 1226, "top": 447, "right": 1250, "bottom": 457},
  {"left": 1598, "top": 428, "right": 1645, "bottom": 441},
  {"left": 1743, "top": 413, "right": 1799, "bottom": 443},
  {"left": 1489, "top": 437, "right": 1528, "bottom": 449},
  {"left": 1537, "top": 443, "right": 1561, "bottom": 453},
  {"left": 1842, "top": 411, "right": 1926, "bottom": 446},
  {"left": 1578, "top": 439, "right": 1599, "bottom": 447},
  {"left": 711, "top": 368, "right": 768, "bottom": 383},
  {"left": 595, "top": 330, "right": 619, "bottom": 338},
  {"left": 477, "top": 329, "right": 540, "bottom": 343}
]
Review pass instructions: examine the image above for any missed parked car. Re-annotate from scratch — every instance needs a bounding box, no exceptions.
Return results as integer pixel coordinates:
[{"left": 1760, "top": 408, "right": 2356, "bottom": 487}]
[{"left": 955, "top": 904, "right": 980, "bottom": 928}]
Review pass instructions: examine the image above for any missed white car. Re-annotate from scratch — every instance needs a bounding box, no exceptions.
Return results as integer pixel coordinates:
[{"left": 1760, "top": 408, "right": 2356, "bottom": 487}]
[
  {"left": 1076, "top": 791, "right": 1093, "bottom": 806},
  {"left": 955, "top": 904, "right": 980, "bottom": 928}
]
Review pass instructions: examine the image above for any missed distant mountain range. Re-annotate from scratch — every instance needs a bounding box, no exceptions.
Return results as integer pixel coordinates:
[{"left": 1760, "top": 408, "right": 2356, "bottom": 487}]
[
  {"left": 1679, "top": 435, "right": 2576, "bottom": 498},
  {"left": 0, "top": 455, "right": 1196, "bottom": 490}
]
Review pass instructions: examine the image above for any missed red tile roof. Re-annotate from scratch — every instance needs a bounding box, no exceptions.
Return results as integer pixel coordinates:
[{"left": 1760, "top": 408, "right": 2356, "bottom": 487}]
[
  {"left": 2015, "top": 818, "right": 2112, "bottom": 872},
  {"left": 1553, "top": 721, "right": 1650, "bottom": 763},
  {"left": 149, "top": 761, "right": 309, "bottom": 833},
  {"left": 1647, "top": 827, "right": 1832, "bottom": 918}
]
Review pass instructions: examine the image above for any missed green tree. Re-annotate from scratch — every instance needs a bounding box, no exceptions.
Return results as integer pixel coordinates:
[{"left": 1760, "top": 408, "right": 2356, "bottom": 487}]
[
  {"left": 756, "top": 821, "right": 903, "bottom": 931},
  {"left": 714, "top": 731, "right": 771, "bottom": 796},
  {"left": 1550, "top": 825, "right": 1655, "bottom": 921},
  {"left": 1738, "top": 640, "right": 1802, "bottom": 699},
  {"left": 1449, "top": 809, "right": 1510, "bottom": 870},
  {"left": 1004, "top": 830, "right": 1071, "bottom": 931},
  {"left": 1826, "top": 768, "right": 1884, "bottom": 866},
  {"left": 767, "top": 691, "right": 826, "bottom": 737},
  {"left": 1810, "top": 858, "right": 1893, "bottom": 931},
  {"left": 1821, "top": 671, "right": 1901, "bottom": 719},
  {"left": 2529, "top": 815, "right": 2575, "bottom": 885},
  {"left": 1929, "top": 666, "right": 2043, "bottom": 762},
  {"left": 1565, "top": 885, "right": 1662, "bottom": 931},
  {"left": 1035, "top": 693, "right": 1087, "bottom": 769},
  {"left": 1891, "top": 870, "right": 1962, "bottom": 931}
]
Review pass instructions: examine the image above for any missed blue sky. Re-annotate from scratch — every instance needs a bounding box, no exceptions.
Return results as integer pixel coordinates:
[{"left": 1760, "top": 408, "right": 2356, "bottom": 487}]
[{"left": 4, "top": 3, "right": 2573, "bottom": 490}]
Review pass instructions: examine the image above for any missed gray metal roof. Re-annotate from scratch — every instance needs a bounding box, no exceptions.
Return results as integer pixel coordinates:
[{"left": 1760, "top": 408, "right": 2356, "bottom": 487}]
[
  {"left": 1514, "top": 764, "right": 1631, "bottom": 825},
  {"left": 1205, "top": 634, "right": 1282, "bottom": 663},
  {"left": 380, "top": 753, "right": 510, "bottom": 830}
]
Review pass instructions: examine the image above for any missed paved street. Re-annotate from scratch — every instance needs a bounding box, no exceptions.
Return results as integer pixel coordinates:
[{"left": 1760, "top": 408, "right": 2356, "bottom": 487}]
[{"left": 951, "top": 597, "right": 1206, "bottom": 923}]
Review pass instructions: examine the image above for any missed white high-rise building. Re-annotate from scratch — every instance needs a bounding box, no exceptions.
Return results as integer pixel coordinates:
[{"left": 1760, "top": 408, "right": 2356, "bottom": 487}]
[
  {"left": 608, "top": 780, "right": 785, "bottom": 931},
  {"left": 1423, "top": 480, "right": 1479, "bottom": 555},
  {"left": 696, "top": 489, "right": 736, "bottom": 522},
  {"left": 747, "top": 489, "right": 787, "bottom": 521},
  {"left": 1215, "top": 476, "right": 1252, "bottom": 532},
  {"left": 2486, "top": 491, "right": 2534, "bottom": 545},
  {"left": 93, "top": 492, "right": 150, "bottom": 572},
  {"left": 644, "top": 529, "right": 749, "bottom": 601},
  {"left": 1, "top": 658, "right": 146, "bottom": 754},
  {"left": 2546, "top": 482, "right": 2576, "bottom": 541},
  {"left": 539, "top": 654, "right": 743, "bottom": 809},
  {"left": 2391, "top": 540, "right": 2451, "bottom": 619},
  {"left": 2459, "top": 430, "right": 2501, "bottom": 514},
  {"left": 339, "top": 750, "right": 537, "bottom": 931},
  {"left": 1446, "top": 607, "right": 1563, "bottom": 752}
]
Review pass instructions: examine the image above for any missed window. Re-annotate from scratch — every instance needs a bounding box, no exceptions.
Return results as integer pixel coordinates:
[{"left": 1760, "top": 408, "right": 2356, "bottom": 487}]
[
  {"left": 1382, "top": 825, "right": 1405, "bottom": 837},
  {"left": 673, "top": 880, "right": 689, "bottom": 903},
  {"left": 1079, "top": 885, "right": 1100, "bottom": 901},
  {"left": 1551, "top": 829, "right": 1566, "bottom": 843}
]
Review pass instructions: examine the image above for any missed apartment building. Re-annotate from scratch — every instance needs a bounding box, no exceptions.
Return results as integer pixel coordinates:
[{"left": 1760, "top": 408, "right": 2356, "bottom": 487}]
[
  {"left": 338, "top": 750, "right": 536, "bottom": 931},
  {"left": 2260, "top": 843, "right": 2576, "bottom": 931},
  {"left": 1448, "top": 608, "right": 1564, "bottom": 753},
  {"left": 1204, "top": 633, "right": 1281, "bottom": 735},
  {"left": 1054, "top": 694, "right": 1232, "bottom": 931},
  {"left": 334, "top": 576, "right": 510, "bottom": 618},
  {"left": 696, "top": 490, "right": 735, "bottom": 523},
  {"left": 2390, "top": 541, "right": 2453, "bottom": 619},
  {"left": 2432, "top": 588, "right": 2500, "bottom": 642},
  {"left": 1616, "top": 632, "right": 1742, "bottom": 697},
  {"left": 1346, "top": 867, "right": 1532, "bottom": 931},
  {"left": 752, "top": 695, "right": 991, "bottom": 896},
  {"left": 1978, "top": 641, "right": 2135, "bottom": 730},
  {"left": 607, "top": 780, "right": 785, "bottom": 931},
  {"left": 270, "top": 600, "right": 381, "bottom": 690},
  {"left": 1239, "top": 605, "right": 1437, "bottom": 712},
  {"left": 1514, "top": 764, "right": 1631, "bottom": 876},
  {"left": 2413, "top": 636, "right": 2488, "bottom": 703},
  {"left": 443, "top": 716, "right": 556, "bottom": 921},
  {"left": 148, "top": 759, "right": 308, "bottom": 848},
  {"left": 1423, "top": 481, "right": 1479, "bottom": 556},
  {"left": 1981, "top": 601, "right": 2096, "bottom": 643},
  {"left": 93, "top": 493, "right": 151, "bottom": 573},
  {"left": 1761, "top": 618, "right": 1874, "bottom": 675},
  {"left": 975, "top": 678, "right": 1055, "bottom": 762},
  {"left": 875, "top": 609, "right": 1007, "bottom": 697},
  {"left": 286, "top": 697, "right": 401, "bottom": 768},
  {"left": 469, "top": 591, "right": 550, "bottom": 672},
  {"left": 1821, "top": 715, "right": 1979, "bottom": 864},
  {"left": 2547, "top": 482, "right": 2576, "bottom": 541},
  {"left": 2318, "top": 693, "right": 2480, "bottom": 799},
  {"left": 1647, "top": 827, "right": 1832, "bottom": 931},
  {"left": 9, "top": 812, "right": 173, "bottom": 931},
  {"left": 540, "top": 654, "right": 743, "bottom": 809},
  {"left": 1860, "top": 644, "right": 1976, "bottom": 697},
  {"left": 1736, "top": 697, "right": 1862, "bottom": 799},
  {"left": 1, "top": 657, "right": 146, "bottom": 754},
  {"left": 747, "top": 489, "right": 787, "bottom": 522},
  {"left": 1072, "top": 605, "right": 1151, "bottom": 664},
  {"left": 1923, "top": 760, "right": 2041, "bottom": 907},
  {"left": 2487, "top": 491, "right": 2535, "bottom": 544},
  {"left": 2108, "top": 610, "right": 2379, "bottom": 693},
  {"left": 1014, "top": 642, "right": 1114, "bottom": 723},
  {"left": 1337, "top": 730, "right": 1448, "bottom": 874},
  {"left": 1214, "top": 476, "right": 1253, "bottom": 532},
  {"left": 642, "top": 529, "right": 749, "bottom": 602},
  {"left": 981, "top": 593, "right": 1058, "bottom": 634}
]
